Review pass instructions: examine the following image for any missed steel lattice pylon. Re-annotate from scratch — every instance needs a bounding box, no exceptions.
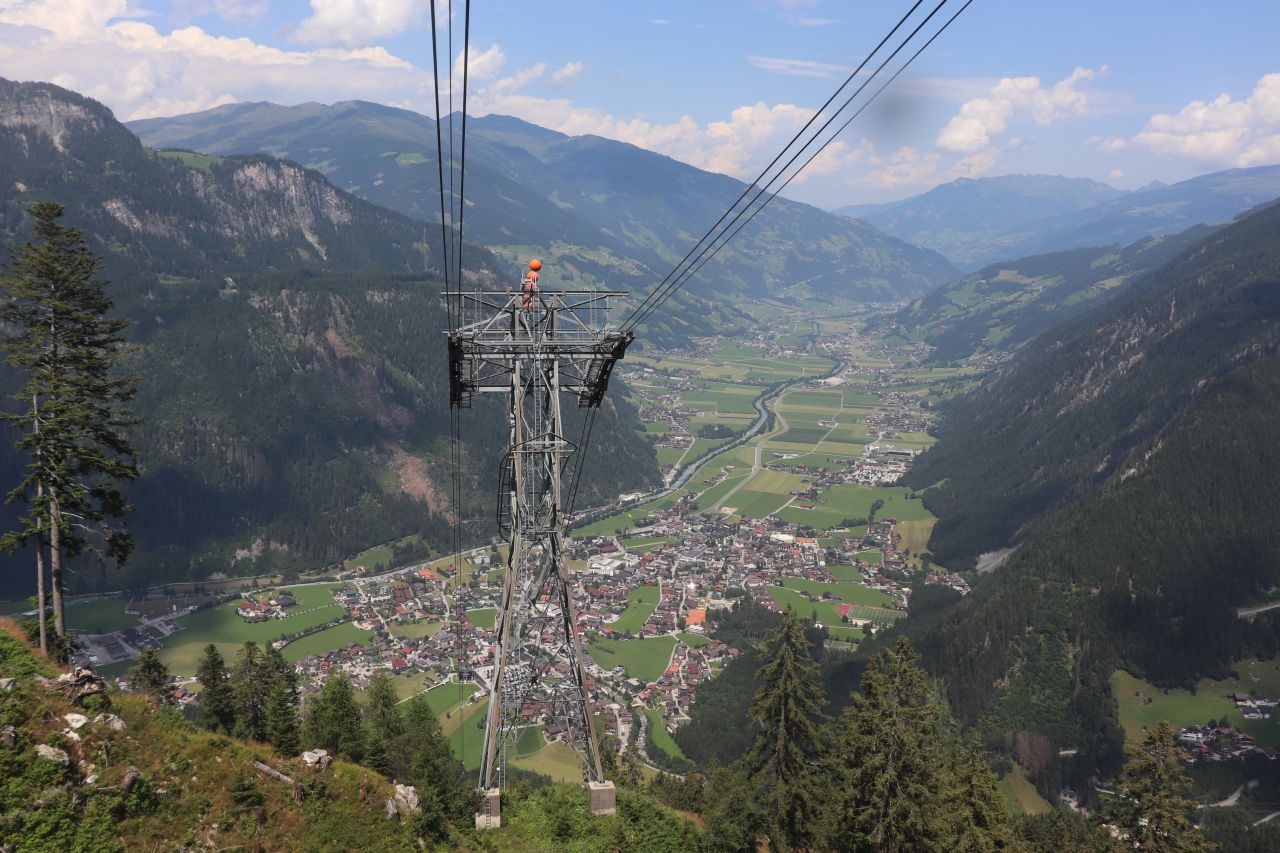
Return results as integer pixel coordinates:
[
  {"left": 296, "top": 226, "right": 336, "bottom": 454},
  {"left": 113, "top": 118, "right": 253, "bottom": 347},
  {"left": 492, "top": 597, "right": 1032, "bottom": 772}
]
[{"left": 447, "top": 279, "right": 629, "bottom": 829}]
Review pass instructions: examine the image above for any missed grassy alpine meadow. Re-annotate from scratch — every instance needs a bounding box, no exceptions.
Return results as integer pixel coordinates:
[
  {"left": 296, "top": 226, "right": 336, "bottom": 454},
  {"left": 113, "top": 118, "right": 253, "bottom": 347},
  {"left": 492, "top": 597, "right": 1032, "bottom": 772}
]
[{"left": 587, "top": 635, "right": 677, "bottom": 683}]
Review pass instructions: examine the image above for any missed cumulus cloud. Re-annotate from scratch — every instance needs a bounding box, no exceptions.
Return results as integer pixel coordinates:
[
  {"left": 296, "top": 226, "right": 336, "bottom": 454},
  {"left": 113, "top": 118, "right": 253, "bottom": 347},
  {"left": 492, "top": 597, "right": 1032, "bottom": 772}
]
[
  {"left": 1130, "top": 72, "right": 1280, "bottom": 167},
  {"left": 294, "top": 0, "right": 426, "bottom": 48},
  {"left": 936, "top": 66, "right": 1099, "bottom": 154},
  {"left": 0, "top": 0, "right": 427, "bottom": 120},
  {"left": 549, "top": 61, "right": 583, "bottom": 90}
]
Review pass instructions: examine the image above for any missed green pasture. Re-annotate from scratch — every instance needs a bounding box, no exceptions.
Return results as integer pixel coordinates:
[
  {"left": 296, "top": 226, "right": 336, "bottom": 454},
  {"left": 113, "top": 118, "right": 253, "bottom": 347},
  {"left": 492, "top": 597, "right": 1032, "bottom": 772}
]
[
  {"left": 645, "top": 707, "right": 689, "bottom": 762},
  {"left": 466, "top": 608, "right": 496, "bottom": 629},
  {"left": 587, "top": 635, "right": 676, "bottom": 682},
  {"left": 679, "top": 632, "right": 711, "bottom": 648},
  {"left": 1112, "top": 667, "right": 1280, "bottom": 747},
  {"left": 134, "top": 587, "right": 348, "bottom": 677},
  {"left": 282, "top": 622, "right": 374, "bottom": 662},
  {"left": 612, "top": 585, "right": 660, "bottom": 634},
  {"left": 776, "top": 577, "right": 893, "bottom": 607},
  {"left": 63, "top": 598, "right": 139, "bottom": 634}
]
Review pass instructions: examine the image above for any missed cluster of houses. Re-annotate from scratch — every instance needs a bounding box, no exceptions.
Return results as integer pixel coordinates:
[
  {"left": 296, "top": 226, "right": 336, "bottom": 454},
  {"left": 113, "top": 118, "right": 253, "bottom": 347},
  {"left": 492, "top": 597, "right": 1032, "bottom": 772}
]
[
  {"left": 233, "top": 590, "right": 297, "bottom": 622},
  {"left": 1177, "top": 723, "right": 1279, "bottom": 763}
]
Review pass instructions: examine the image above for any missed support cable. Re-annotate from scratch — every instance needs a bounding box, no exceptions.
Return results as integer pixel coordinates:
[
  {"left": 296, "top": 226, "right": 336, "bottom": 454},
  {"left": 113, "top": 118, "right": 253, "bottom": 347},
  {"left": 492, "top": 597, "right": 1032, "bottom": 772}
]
[
  {"left": 619, "top": 0, "right": 927, "bottom": 331},
  {"left": 623, "top": 0, "right": 972, "bottom": 332},
  {"left": 630, "top": 0, "right": 973, "bottom": 328}
]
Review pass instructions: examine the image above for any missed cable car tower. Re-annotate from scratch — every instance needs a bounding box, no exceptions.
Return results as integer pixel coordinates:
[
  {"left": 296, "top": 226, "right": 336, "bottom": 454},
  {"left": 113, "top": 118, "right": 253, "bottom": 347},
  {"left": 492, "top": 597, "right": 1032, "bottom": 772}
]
[{"left": 448, "top": 261, "right": 630, "bottom": 828}]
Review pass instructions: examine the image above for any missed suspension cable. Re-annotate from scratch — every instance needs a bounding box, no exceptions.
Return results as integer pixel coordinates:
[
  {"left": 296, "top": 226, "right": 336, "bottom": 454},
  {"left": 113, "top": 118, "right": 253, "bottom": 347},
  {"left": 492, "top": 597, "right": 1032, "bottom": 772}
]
[{"left": 622, "top": 0, "right": 972, "bottom": 332}]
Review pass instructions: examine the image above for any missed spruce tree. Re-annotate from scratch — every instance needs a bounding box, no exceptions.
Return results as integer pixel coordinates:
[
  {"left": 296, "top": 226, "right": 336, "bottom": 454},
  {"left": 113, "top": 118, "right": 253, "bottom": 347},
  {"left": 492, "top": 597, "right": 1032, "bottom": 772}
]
[
  {"left": 947, "top": 736, "right": 1015, "bottom": 851},
  {"left": 0, "top": 202, "right": 137, "bottom": 645},
  {"left": 701, "top": 766, "right": 766, "bottom": 853},
  {"left": 823, "top": 637, "right": 952, "bottom": 852},
  {"left": 194, "top": 644, "right": 235, "bottom": 733},
  {"left": 365, "top": 671, "right": 404, "bottom": 745},
  {"left": 1107, "top": 721, "right": 1216, "bottom": 851},
  {"left": 266, "top": 681, "right": 301, "bottom": 756},
  {"left": 131, "top": 647, "right": 172, "bottom": 702},
  {"left": 304, "top": 672, "right": 365, "bottom": 761},
  {"left": 745, "top": 606, "right": 825, "bottom": 851},
  {"left": 403, "top": 693, "right": 471, "bottom": 819},
  {"left": 230, "top": 641, "right": 270, "bottom": 742}
]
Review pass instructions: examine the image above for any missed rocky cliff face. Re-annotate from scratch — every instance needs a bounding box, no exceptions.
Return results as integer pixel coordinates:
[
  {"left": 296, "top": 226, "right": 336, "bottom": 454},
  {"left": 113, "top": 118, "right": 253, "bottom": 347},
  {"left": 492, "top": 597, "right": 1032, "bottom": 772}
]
[{"left": 0, "top": 78, "right": 436, "bottom": 277}]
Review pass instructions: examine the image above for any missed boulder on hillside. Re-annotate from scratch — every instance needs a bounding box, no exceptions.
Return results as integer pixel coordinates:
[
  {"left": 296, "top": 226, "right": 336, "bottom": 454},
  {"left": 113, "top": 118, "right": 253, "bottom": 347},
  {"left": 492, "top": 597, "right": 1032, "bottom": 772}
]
[{"left": 35, "top": 744, "right": 70, "bottom": 765}]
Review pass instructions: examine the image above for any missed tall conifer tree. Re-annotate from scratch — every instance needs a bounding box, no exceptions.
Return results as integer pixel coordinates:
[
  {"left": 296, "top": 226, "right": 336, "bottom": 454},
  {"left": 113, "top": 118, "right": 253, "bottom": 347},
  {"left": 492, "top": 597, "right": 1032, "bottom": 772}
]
[
  {"left": 0, "top": 202, "right": 137, "bottom": 648},
  {"left": 194, "top": 643, "right": 235, "bottom": 733},
  {"left": 1107, "top": 721, "right": 1216, "bottom": 851},
  {"left": 746, "top": 607, "right": 825, "bottom": 851},
  {"left": 266, "top": 681, "right": 301, "bottom": 757}
]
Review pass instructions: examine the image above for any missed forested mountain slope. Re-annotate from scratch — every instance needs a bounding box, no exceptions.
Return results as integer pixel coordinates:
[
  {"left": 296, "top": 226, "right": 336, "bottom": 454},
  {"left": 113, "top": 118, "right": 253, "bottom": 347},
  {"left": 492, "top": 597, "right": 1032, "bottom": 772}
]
[
  {"left": 893, "top": 200, "right": 1280, "bottom": 785},
  {"left": 889, "top": 223, "right": 1216, "bottom": 362},
  {"left": 128, "top": 100, "right": 959, "bottom": 304},
  {"left": 0, "top": 81, "right": 661, "bottom": 597}
]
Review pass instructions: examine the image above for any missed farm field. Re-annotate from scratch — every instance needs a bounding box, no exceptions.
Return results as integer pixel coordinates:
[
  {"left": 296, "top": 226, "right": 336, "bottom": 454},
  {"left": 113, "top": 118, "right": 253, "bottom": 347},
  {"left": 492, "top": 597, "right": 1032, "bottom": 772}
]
[
  {"left": 679, "top": 632, "right": 711, "bottom": 648},
  {"left": 587, "top": 635, "right": 677, "bottom": 682},
  {"left": 1112, "top": 667, "right": 1280, "bottom": 746},
  {"left": 424, "top": 682, "right": 480, "bottom": 716},
  {"left": 510, "top": 741, "right": 587, "bottom": 783},
  {"left": 281, "top": 622, "right": 374, "bottom": 662},
  {"left": 777, "top": 484, "right": 933, "bottom": 530},
  {"left": 612, "top": 585, "right": 660, "bottom": 634}
]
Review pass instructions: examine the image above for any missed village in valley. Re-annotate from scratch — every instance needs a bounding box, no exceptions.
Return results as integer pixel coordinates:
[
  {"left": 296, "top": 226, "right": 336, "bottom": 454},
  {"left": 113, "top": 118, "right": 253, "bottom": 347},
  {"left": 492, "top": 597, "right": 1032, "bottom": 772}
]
[{"left": 53, "top": 309, "right": 982, "bottom": 775}]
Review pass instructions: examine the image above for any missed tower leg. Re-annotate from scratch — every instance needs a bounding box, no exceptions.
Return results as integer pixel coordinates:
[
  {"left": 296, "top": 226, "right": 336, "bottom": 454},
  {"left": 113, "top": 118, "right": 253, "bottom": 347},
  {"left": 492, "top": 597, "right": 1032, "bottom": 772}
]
[
  {"left": 588, "top": 780, "right": 617, "bottom": 817},
  {"left": 475, "top": 787, "right": 501, "bottom": 830}
]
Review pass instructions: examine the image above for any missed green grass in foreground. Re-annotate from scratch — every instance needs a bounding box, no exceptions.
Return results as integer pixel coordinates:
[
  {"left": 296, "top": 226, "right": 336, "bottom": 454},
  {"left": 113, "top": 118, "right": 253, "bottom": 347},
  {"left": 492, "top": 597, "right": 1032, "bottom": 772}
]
[{"left": 588, "top": 635, "right": 676, "bottom": 682}]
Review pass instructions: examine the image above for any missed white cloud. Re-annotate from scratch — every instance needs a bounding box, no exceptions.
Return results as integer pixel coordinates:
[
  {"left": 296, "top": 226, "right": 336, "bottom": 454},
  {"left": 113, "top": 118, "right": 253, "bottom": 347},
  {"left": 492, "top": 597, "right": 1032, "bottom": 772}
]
[
  {"left": 1130, "top": 72, "right": 1280, "bottom": 167},
  {"left": 936, "top": 67, "right": 1099, "bottom": 154},
  {"left": 649, "top": 18, "right": 670, "bottom": 25},
  {"left": 0, "top": 0, "right": 428, "bottom": 120},
  {"left": 454, "top": 42, "right": 505, "bottom": 82},
  {"left": 747, "top": 55, "right": 850, "bottom": 78},
  {"left": 171, "top": 0, "right": 267, "bottom": 23},
  {"left": 549, "top": 61, "right": 583, "bottom": 90},
  {"left": 294, "top": 0, "right": 426, "bottom": 48},
  {"left": 794, "top": 17, "right": 840, "bottom": 27},
  {"left": 1109, "top": 168, "right": 1124, "bottom": 179},
  {"left": 489, "top": 62, "right": 544, "bottom": 96}
]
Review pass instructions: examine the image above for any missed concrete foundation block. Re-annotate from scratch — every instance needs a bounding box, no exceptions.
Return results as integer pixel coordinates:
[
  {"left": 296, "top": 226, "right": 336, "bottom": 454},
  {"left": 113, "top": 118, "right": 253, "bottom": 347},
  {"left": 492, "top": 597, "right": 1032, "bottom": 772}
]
[
  {"left": 475, "top": 788, "right": 501, "bottom": 830},
  {"left": 588, "top": 780, "right": 617, "bottom": 817}
]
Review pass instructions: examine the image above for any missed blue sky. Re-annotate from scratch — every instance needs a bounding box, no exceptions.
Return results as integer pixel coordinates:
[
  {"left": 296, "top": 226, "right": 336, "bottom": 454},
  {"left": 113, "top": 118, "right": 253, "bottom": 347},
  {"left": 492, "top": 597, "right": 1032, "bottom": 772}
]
[{"left": 1, "top": 0, "right": 1277, "bottom": 206}]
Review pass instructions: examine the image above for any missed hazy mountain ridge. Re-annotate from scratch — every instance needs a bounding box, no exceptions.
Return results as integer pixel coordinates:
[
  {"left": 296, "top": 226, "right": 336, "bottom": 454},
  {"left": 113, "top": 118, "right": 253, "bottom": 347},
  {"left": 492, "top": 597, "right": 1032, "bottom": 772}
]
[
  {"left": 128, "top": 100, "right": 959, "bottom": 304},
  {"left": 839, "top": 168, "right": 1280, "bottom": 270}
]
